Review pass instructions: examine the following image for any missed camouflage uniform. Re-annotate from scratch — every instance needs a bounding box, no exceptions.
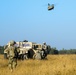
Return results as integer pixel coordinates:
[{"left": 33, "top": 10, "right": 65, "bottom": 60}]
[{"left": 5, "top": 40, "right": 18, "bottom": 71}]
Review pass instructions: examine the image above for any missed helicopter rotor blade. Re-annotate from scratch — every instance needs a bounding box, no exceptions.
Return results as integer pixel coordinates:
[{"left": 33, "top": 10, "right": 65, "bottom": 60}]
[
  {"left": 54, "top": 3, "right": 58, "bottom": 6},
  {"left": 43, "top": 4, "right": 47, "bottom": 7}
]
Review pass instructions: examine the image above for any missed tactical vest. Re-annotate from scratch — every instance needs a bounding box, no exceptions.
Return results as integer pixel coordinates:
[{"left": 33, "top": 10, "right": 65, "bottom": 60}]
[{"left": 8, "top": 46, "right": 15, "bottom": 57}]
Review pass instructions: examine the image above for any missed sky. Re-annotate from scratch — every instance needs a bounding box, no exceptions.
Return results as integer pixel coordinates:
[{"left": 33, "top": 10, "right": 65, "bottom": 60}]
[{"left": 0, "top": 0, "right": 76, "bottom": 50}]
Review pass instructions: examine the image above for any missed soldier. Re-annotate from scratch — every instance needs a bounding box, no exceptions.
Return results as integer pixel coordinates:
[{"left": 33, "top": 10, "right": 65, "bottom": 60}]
[{"left": 4, "top": 40, "right": 18, "bottom": 72}]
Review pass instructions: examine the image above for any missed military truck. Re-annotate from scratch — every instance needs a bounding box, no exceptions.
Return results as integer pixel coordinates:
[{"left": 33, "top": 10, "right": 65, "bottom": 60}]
[{"left": 4, "top": 41, "right": 50, "bottom": 60}]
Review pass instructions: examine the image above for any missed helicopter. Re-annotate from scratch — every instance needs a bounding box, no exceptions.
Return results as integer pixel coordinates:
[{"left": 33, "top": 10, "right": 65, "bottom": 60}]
[{"left": 48, "top": 3, "right": 54, "bottom": 11}]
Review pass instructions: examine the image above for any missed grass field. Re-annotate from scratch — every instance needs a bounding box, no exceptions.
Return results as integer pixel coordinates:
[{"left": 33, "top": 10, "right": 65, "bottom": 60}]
[{"left": 0, "top": 54, "right": 76, "bottom": 75}]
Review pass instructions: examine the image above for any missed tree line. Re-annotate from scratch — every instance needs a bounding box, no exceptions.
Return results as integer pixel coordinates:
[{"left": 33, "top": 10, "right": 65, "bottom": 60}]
[
  {"left": 0, "top": 46, "right": 4, "bottom": 54},
  {"left": 49, "top": 47, "right": 76, "bottom": 54}
]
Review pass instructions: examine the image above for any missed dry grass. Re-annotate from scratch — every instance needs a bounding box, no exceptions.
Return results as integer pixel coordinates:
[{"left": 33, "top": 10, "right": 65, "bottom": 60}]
[{"left": 0, "top": 54, "right": 76, "bottom": 75}]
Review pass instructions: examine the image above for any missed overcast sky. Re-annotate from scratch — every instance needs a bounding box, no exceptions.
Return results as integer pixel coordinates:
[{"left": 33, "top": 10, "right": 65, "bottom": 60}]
[{"left": 0, "top": 0, "right": 76, "bottom": 50}]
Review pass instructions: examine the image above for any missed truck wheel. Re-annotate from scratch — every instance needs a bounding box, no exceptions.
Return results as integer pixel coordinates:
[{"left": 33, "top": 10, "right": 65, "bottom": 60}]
[{"left": 33, "top": 53, "right": 41, "bottom": 60}]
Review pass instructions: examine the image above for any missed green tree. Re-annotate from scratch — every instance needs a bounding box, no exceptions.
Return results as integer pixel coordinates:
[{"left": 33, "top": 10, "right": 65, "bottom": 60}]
[
  {"left": 0, "top": 46, "right": 4, "bottom": 54},
  {"left": 50, "top": 47, "right": 59, "bottom": 54}
]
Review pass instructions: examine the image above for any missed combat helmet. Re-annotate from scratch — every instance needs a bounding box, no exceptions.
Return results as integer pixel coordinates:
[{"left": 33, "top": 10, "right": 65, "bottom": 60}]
[{"left": 9, "top": 40, "right": 16, "bottom": 46}]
